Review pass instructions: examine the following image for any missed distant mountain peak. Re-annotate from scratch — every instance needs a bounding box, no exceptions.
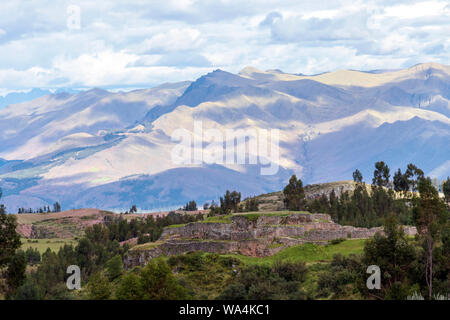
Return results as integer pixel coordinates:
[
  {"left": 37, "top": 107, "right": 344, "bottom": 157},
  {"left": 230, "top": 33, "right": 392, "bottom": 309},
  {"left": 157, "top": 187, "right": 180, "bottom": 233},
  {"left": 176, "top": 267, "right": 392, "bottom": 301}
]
[{"left": 239, "top": 66, "right": 264, "bottom": 76}]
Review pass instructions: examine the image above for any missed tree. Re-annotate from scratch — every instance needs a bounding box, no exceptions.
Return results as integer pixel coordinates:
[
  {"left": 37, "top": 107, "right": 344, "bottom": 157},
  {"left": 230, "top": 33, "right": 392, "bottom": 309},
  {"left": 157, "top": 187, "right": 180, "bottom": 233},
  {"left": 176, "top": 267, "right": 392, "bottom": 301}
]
[
  {"left": 405, "top": 163, "right": 424, "bottom": 192},
  {"left": 219, "top": 261, "right": 307, "bottom": 300},
  {"left": 14, "top": 278, "right": 42, "bottom": 300},
  {"left": 218, "top": 190, "right": 241, "bottom": 214},
  {"left": 0, "top": 204, "right": 21, "bottom": 268},
  {"left": 372, "top": 161, "right": 390, "bottom": 188},
  {"left": 352, "top": 169, "right": 363, "bottom": 183},
  {"left": 283, "top": 175, "right": 306, "bottom": 211},
  {"left": 412, "top": 177, "right": 448, "bottom": 299},
  {"left": 230, "top": 191, "right": 241, "bottom": 213},
  {"left": 6, "top": 250, "right": 27, "bottom": 296},
  {"left": 53, "top": 202, "right": 61, "bottom": 213},
  {"left": 244, "top": 197, "right": 259, "bottom": 212},
  {"left": 116, "top": 273, "right": 143, "bottom": 300},
  {"left": 87, "top": 272, "right": 112, "bottom": 300},
  {"left": 393, "top": 168, "right": 408, "bottom": 194},
  {"left": 443, "top": 177, "right": 450, "bottom": 203},
  {"left": 139, "top": 258, "right": 188, "bottom": 300},
  {"left": 362, "top": 215, "right": 416, "bottom": 299},
  {"left": 184, "top": 200, "right": 197, "bottom": 211},
  {"left": 105, "top": 255, "right": 123, "bottom": 281},
  {"left": 25, "top": 247, "right": 41, "bottom": 265},
  {"left": 129, "top": 205, "right": 137, "bottom": 213}
]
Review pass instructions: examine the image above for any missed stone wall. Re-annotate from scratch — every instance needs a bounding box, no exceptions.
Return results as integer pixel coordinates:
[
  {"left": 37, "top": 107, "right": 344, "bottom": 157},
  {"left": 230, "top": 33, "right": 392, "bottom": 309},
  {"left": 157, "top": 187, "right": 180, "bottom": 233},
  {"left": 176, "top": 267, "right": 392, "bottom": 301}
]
[
  {"left": 123, "top": 238, "right": 285, "bottom": 269},
  {"left": 125, "top": 213, "right": 417, "bottom": 268}
]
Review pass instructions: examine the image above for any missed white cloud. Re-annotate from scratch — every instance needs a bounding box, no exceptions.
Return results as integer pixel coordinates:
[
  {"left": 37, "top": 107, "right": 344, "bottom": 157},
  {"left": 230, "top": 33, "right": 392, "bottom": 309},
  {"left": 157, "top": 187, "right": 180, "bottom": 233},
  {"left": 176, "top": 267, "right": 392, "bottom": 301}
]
[
  {"left": 383, "top": 1, "right": 449, "bottom": 19},
  {"left": 137, "top": 28, "right": 204, "bottom": 54},
  {"left": 0, "top": 0, "right": 448, "bottom": 91}
]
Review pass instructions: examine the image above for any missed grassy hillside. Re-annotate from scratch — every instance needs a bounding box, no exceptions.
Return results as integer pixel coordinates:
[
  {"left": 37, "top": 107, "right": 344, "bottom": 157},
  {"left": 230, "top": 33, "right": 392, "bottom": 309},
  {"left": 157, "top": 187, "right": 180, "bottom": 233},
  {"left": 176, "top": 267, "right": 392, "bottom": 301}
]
[
  {"left": 21, "top": 238, "right": 78, "bottom": 254},
  {"left": 223, "top": 239, "right": 366, "bottom": 265}
]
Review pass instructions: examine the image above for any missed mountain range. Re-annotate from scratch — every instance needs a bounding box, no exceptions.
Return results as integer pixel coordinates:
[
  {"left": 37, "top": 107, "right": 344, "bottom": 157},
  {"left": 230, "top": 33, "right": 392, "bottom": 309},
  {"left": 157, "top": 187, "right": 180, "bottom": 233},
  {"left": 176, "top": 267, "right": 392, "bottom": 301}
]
[{"left": 0, "top": 62, "right": 449, "bottom": 212}]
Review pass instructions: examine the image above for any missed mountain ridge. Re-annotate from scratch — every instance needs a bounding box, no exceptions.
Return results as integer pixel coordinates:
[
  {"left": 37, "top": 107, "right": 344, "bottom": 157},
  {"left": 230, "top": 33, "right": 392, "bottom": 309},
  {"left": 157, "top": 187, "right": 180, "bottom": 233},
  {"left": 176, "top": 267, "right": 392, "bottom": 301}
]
[{"left": 0, "top": 62, "right": 448, "bottom": 212}]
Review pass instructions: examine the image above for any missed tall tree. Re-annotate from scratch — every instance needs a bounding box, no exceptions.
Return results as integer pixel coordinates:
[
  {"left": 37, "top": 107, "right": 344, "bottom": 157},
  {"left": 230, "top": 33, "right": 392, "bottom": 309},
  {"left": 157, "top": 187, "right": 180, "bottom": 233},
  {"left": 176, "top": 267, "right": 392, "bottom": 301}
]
[
  {"left": 230, "top": 191, "right": 241, "bottom": 213},
  {"left": 442, "top": 177, "right": 450, "bottom": 203},
  {"left": 0, "top": 198, "right": 21, "bottom": 268},
  {"left": 393, "top": 168, "right": 408, "bottom": 194},
  {"left": 139, "top": 258, "right": 188, "bottom": 300},
  {"left": 405, "top": 163, "right": 424, "bottom": 192},
  {"left": 361, "top": 215, "right": 416, "bottom": 299},
  {"left": 283, "top": 175, "right": 306, "bottom": 211},
  {"left": 52, "top": 202, "right": 61, "bottom": 212},
  {"left": 412, "top": 177, "right": 448, "bottom": 299},
  {"left": 6, "top": 250, "right": 27, "bottom": 297},
  {"left": 352, "top": 169, "right": 363, "bottom": 184},
  {"left": 219, "top": 190, "right": 241, "bottom": 214},
  {"left": 372, "top": 161, "right": 390, "bottom": 188}
]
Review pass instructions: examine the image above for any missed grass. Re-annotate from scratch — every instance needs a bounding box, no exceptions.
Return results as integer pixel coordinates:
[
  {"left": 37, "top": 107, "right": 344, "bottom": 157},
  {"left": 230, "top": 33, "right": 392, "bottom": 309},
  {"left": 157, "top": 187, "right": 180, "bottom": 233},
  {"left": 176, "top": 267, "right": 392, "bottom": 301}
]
[
  {"left": 198, "top": 211, "right": 311, "bottom": 224},
  {"left": 223, "top": 239, "right": 366, "bottom": 266},
  {"left": 20, "top": 238, "right": 78, "bottom": 254},
  {"left": 131, "top": 240, "right": 165, "bottom": 251},
  {"left": 165, "top": 224, "right": 187, "bottom": 228},
  {"left": 200, "top": 214, "right": 233, "bottom": 223}
]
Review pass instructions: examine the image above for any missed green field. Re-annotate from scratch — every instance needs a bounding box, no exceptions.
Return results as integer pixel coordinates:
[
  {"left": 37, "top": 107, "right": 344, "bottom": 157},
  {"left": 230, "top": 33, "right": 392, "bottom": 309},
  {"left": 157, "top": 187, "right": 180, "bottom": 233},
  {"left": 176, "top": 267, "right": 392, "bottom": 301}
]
[
  {"left": 223, "top": 239, "right": 366, "bottom": 265},
  {"left": 21, "top": 238, "right": 78, "bottom": 254}
]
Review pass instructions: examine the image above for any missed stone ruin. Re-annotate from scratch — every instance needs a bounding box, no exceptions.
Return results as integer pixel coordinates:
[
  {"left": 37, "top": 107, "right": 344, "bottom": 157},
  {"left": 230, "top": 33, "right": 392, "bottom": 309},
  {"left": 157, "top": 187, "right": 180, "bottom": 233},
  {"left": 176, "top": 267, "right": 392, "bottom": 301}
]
[{"left": 123, "top": 213, "right": 417, "bottom": 269}]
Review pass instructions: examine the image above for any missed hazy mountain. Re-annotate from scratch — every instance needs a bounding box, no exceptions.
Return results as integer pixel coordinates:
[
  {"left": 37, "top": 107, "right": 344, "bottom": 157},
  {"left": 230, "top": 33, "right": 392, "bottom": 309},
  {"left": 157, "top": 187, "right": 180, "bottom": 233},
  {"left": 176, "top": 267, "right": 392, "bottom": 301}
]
[{"left": 0, "top": 63, "right": 448, "bottom": 212}]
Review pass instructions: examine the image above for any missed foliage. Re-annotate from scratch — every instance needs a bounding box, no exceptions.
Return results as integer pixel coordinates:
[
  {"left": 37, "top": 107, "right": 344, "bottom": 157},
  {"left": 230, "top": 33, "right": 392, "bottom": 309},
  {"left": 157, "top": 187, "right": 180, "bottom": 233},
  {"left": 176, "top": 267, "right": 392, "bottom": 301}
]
[
  {"left": 87, "top": 272, "right": 112, "bottom": 300},
  {"left": 218, "top": 260, "right": 308, "bottom": 299},
  {"left": 372, "top": 161, "right": 390, "bottom": 188},
  {"left": 352, "top": 169, "right": 363, "bottom": 183},
  {"left": 283, "top": 175, "right": 306, "bottom": 211},
  {"left": 412, "top": 177, "right": 449, "bottom": 298},
  {"left": 443, "top": 177, "right": 450, "bottom": 203},
  {"left": 25, "top": 247, "right": 41, "bottom": 265},
  {"left": 115, "top": 272, "right": 143, "bottom": 300},
  {"left": 101, "top": 211, "right": 203, "bottom": 244},
  {"left": 243, "top": 196, "right": 259, "bottom": 212},
  {"left": 105, "top": 255, "right": 123, "bottom": 281},
  {"left": 6, "top": 250, "right": 27, "bottom": 297},
  {"left": 167, "top": 252, "right": 239, "bottom": 299},
  {"left": 184, "top": 200, "right": 198, "bottom": 211},
  {"left": 306, "top": 184, "right": 411, "bottom": 228},
  {"left": 317, "top": 254, "right": 363, "bottom": 299},
  {"left": 116, "top": 258, "right": 188, "bottom": 300},
  {"left": 13, "top": 277, "right": 42, "bottom": 300},
  {"left": 361, "top": 215, "right": 417, "bottom": 299},
  {"left": 0, "top": 211, "right": 21, "bottom": 267}
]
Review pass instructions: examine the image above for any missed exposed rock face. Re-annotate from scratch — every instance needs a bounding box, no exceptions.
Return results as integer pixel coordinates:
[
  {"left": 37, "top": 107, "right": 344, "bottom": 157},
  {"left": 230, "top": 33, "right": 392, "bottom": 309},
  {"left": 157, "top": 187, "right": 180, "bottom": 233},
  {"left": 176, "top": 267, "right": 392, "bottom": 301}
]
[{"left": 124, "top": 213, "right": 417, "bottom": 269}]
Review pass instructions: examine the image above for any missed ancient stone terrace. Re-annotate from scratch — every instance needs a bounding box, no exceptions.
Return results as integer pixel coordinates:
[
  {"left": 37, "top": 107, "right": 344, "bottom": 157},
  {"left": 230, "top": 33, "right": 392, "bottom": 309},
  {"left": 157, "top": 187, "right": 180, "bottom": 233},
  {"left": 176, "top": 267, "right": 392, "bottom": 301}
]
[{"left": 123, "top": 213, "right": 417, "bottom": 268}]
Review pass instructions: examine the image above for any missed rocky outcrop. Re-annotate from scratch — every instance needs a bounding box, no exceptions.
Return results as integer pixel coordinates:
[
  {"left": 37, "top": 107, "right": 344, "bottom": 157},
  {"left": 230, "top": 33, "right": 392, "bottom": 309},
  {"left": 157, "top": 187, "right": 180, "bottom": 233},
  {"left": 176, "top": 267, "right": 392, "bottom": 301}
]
[{"left": 124, "top": 213, "right": 417, "bottom": 268}]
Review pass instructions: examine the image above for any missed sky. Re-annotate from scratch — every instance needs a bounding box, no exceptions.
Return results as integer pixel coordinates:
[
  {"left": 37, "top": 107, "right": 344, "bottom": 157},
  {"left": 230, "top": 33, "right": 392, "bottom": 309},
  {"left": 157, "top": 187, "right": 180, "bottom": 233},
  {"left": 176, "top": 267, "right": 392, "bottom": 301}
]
[{"left": 0, "top": 0, "right": 449, "bottom": 93}]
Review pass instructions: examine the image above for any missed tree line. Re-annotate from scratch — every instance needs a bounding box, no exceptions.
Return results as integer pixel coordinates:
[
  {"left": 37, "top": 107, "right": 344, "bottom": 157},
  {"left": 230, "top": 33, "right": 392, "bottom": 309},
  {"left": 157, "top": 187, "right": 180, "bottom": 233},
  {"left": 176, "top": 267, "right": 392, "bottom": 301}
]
[
  {"left": 283, "top": 161, "right": 450, "bottom": 228},
  {"left": 17, "top": 202, "right": 61, "bottom": 214}
]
